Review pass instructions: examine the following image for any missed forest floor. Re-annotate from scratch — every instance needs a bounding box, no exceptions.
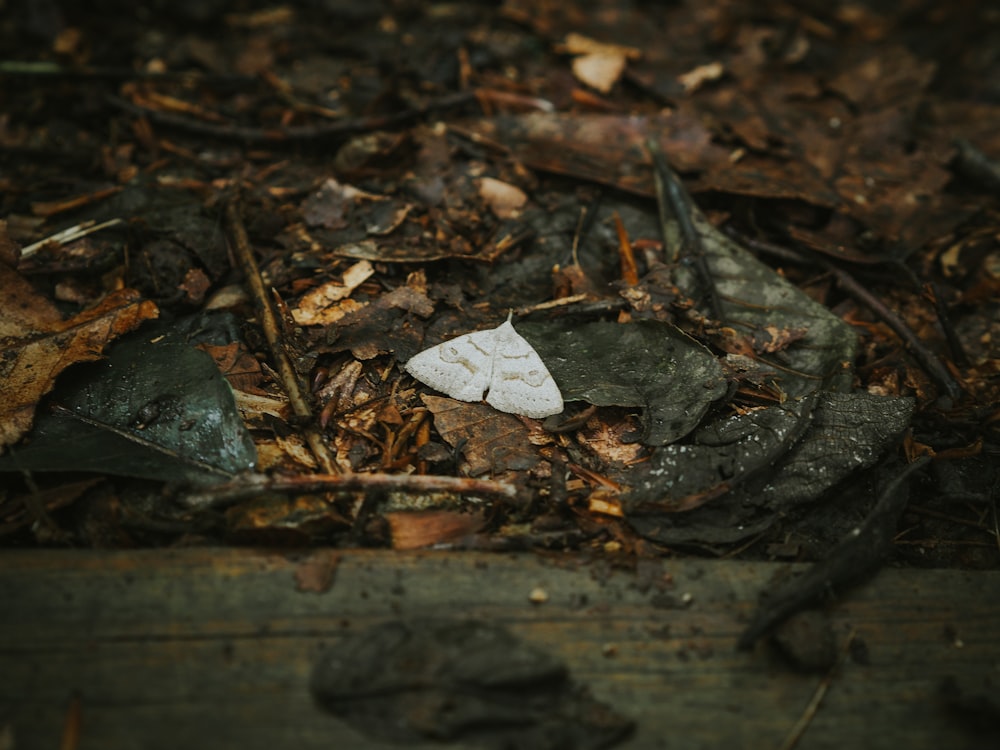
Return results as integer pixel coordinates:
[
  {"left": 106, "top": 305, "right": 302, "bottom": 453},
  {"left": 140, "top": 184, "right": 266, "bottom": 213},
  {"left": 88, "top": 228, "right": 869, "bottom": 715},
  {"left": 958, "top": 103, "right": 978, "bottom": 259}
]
[{"left": 1, "top": 1, "right": 999, "bottom": 748}]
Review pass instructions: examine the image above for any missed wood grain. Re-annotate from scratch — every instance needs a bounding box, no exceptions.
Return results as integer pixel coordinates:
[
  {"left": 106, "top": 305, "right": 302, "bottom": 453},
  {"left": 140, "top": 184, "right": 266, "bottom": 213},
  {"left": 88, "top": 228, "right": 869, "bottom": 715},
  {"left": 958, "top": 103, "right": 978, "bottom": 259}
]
[{"left": 0, "top": 548, "right": 995, "bottom": 749}]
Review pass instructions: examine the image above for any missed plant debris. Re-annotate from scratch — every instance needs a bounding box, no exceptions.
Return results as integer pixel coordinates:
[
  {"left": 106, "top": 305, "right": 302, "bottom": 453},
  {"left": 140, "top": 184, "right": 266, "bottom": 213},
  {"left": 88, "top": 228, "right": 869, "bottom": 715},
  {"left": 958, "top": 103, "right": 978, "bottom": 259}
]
[{"left": 0, "top": 0, "right": 997, "bottom": 594}]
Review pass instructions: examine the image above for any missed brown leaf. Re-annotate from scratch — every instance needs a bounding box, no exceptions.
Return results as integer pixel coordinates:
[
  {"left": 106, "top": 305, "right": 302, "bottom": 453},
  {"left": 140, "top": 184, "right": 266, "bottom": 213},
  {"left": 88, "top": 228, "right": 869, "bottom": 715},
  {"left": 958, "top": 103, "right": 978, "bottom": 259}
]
[
  {"left": 226, "top": 495, "right": 349, "bottom": 543},
  {"left": 422, "top": 395, "right": 540, "bottom": 476},
  {"left": 198, "top": 341, "right": 269, "bottom": 394},
  {"left": 291, "top": 260, "right": 375, "bottom": 326},
  {"left": 0, "top": 266, "right": 159, "bottom": 451}
]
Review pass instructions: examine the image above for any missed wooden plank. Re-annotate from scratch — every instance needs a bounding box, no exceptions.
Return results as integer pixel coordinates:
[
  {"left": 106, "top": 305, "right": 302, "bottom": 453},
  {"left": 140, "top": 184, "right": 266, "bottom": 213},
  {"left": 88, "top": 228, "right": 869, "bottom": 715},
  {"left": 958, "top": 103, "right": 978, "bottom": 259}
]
[{"left": 0, "top": 549, "right": 995, "bottom": 749}]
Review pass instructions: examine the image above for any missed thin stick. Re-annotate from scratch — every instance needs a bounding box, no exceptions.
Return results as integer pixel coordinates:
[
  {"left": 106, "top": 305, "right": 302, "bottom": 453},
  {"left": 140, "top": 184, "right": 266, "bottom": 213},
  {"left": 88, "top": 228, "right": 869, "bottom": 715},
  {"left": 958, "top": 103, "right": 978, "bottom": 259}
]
[
  {"left": 224, "top": 199, "right": 339, "bottom": 474},
  {"left": 515, "top": 293, "right": 589, "bottom": 315},
  {"left": 178, "top": 471, "right": 517, "bottom": 510},
  {"left": 21, "top": 218, "right": 124, "bottom": 258},
  {"left": 778, "top": 629, "right": 857, "bottom": 750},
  {"left": 108, "top": 90, "right": 475, "bottom": 144},
  {"left": 726, "top": 227, "right": 964, "bottom": 401},
  {"left": 0, "top": 59, "right": 258, "bottom": 86},
  {"left": 646, "top": 138, "right": 724, "bottom": 322}
]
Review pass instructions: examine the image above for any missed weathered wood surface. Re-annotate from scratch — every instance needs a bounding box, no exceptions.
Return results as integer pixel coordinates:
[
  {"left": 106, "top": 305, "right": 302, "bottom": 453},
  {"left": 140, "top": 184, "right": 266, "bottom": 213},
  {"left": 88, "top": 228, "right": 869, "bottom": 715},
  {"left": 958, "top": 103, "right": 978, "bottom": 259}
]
[{"left": 1, "top": 548, "right": 996, "bottom": 749}]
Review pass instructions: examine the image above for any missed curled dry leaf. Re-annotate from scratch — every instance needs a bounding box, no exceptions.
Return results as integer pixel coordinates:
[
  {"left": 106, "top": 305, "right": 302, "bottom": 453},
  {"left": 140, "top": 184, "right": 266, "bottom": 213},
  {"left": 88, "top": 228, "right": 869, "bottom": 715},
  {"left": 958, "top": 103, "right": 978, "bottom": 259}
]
[{"left": 559, "top": 32, "right": 641, "bottom": 94}]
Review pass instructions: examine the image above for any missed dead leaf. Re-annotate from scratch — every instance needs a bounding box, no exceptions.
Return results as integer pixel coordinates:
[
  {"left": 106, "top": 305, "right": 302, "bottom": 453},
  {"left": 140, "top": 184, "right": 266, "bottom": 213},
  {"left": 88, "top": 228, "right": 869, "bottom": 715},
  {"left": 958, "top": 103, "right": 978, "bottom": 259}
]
[
  {"left": 677, "top": 61, "right": 724, "bottom": 93},
  {"left": 226, "top": 494, "right": 349, "bottom": 543},
  {"left": 421, "top": 395, "right": 540, "bottom": 476},
  {"left": 557, "top": 33, "right": 641, "bottom": 94},
  {"left": 292, "top": 260, "right": 375, "bottom": 325},
  {"left": 0, "top": 266, "right": 159, "bottom": 452},
  {"left": 198, "top": 341, "right": 269, "bottom": 394},
  {"left": 753, "top": 325, "right": 809, "bottom": 354},
  {"left": 324, "top": 274, "right": 434, "bottom": 360}
]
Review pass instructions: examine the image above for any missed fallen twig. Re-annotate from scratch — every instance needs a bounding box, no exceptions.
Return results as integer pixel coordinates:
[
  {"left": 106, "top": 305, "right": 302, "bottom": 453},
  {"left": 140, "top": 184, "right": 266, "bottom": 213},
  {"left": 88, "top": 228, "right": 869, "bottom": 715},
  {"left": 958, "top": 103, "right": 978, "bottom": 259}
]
[
  {"left": 20, "top": 218, "right": 124, "bottom": 258},
  {"left": 225, "top": 198, "right": 339, "bottom": 474},
  {"left": 108, "top": 90, "right": 476, "bottom": 144},
  {"left": 177, "top": 471, "right": 517, "bottom": 510},
  {"left": 725, "top": 227, "right": 965, "bottom": 401},
  {"left": 778, "top": 629, "right": 857, "bottom": 750},
  {"left": 646, "top": 138, "right": 724, "bottom": 322}
]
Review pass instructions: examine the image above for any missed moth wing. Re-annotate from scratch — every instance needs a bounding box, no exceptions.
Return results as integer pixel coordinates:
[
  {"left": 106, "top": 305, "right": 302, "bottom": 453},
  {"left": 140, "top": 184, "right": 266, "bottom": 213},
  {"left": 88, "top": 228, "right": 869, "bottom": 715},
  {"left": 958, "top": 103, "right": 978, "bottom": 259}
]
[
  {"left": 485, "top": 321, "right": 564, "bottom": 418},
  {"left": 405, "top": 328, "right": 497, "bottom": 402}
]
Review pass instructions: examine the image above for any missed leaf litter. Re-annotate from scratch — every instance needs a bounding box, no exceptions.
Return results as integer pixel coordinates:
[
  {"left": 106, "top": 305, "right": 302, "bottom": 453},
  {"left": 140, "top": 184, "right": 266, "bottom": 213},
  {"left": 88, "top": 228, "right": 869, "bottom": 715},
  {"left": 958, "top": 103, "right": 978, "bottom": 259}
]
[{"left": 0, "top": 0, "right": 997, "bottom": 661}]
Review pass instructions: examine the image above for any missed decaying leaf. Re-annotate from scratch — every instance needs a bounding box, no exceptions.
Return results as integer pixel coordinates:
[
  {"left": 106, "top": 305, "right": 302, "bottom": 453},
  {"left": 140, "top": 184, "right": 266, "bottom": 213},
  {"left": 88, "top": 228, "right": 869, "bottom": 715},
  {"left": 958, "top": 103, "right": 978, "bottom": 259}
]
[
  {"left": 521, "top": 319, "right": 727, "bottom": 446},
  {"left": 324, "top": 272, "right": 435, "bottom": 360},
  {"left": 0, "top": 334, "right": 256, "bottom": 485},
  {"left": 0, "top": 265, "right": 159, "bottom": 452},
  {"left": 625, "top": 392, "right": 915, "bottom": 545},
  {"left": 224, "top": 492, "right": 350, "bottom": 543},
  {"left": 660, "top": 178, "right": 858, "bottom": 398},
  {"left": 292, "top": 260, "right": 375, "bottom": 326},
  {"left": 421, "top": 395, "right": 540, "bottom": 476}
]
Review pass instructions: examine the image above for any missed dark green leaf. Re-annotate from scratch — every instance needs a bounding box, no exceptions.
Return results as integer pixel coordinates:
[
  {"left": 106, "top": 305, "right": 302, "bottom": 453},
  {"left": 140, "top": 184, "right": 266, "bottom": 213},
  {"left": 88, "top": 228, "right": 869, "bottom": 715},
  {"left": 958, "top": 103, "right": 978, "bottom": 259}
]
[
  {"left": 520, "top": 319, "right": 727, "bottom": 446},
  {"left": 0, "top": 336, "right": 256, "bottom": 485},
  {"left": 661, "top": 179, "right": 858, "bottom": 398},
  {"left": 626, "top": 392, "right": 914, "bottom": 545}
]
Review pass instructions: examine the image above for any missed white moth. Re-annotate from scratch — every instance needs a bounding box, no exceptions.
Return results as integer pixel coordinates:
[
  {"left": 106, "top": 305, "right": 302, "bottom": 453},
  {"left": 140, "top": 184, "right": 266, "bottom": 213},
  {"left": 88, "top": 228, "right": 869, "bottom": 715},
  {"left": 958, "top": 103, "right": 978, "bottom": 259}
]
[{"left": 405, "top": 313, "right": 564, "bottom": 418}]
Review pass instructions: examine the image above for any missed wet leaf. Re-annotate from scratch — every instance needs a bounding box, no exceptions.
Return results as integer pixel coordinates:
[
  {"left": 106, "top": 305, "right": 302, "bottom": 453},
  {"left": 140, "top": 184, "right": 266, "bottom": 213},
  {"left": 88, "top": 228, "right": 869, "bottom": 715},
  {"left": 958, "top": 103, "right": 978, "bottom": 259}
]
[
  {"left": 0, "top": 265, "right": 159, "bottom": 452},
  {"left": 625, "top": 394, "right": 818, "bottom": 515},
  {"left": 521, "top": 319, "right": 727, "bottom": 446},
  {"left": 0, "top": 334, "right": 256, "bottom": 485},
  {"left": 626, "top": 392, "right": 914, "bottom": 545},
  {"left": 666, "top": 197, "right": 859, "bottom": 398}
]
